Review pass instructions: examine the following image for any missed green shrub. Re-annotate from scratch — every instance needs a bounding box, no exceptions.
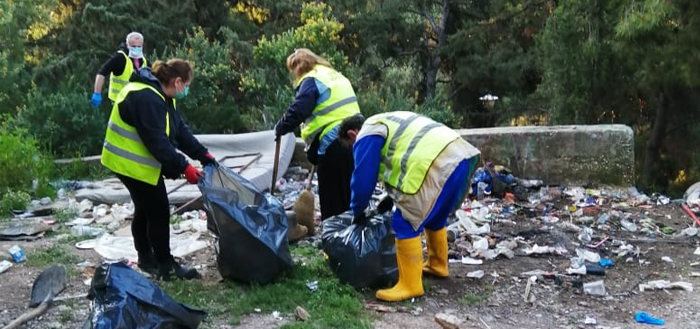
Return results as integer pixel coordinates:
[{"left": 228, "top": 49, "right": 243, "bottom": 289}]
[
  {"left": 17, "top": 82, "right": 106, "bottom": 157},
  {"left": 0, "top": 190, "right": 31, "bottom": 218},
  {"left": 0, "top": 115, "right": 55, "bottom": 195}
]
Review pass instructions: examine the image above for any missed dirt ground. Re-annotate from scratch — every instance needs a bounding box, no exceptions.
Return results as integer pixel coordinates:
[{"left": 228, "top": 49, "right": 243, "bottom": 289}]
[{"left": 1, "top": 195, "right": 699, "bottom": 329}]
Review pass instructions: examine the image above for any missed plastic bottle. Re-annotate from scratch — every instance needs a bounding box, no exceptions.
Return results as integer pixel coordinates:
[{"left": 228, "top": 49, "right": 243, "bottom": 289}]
[
  {"left": 620, "top": 219, "right": 638, "bottom": 232},
  {"left": 477, "top": 182, "right": 488, "bottom": 201},
  {"left": 71, "top": 225, "right": 105, "bottom": 237}
]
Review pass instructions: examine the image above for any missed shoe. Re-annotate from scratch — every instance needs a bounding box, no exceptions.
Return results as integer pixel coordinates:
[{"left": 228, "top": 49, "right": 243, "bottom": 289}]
[
  {"left": 288, "top": 224, "right": 308, "bottom": 243},
  {"left": 422, "top": 228, "right": 449, "bottom": 277},
  {"left": 158, "top": 257, "right": 199, "bottom": 281},
  {"left": 376, "top": 236, "right": 424, "bottom": 302},
  {"left": 137, "top": 251, "right": 158, "bottom": 275}
]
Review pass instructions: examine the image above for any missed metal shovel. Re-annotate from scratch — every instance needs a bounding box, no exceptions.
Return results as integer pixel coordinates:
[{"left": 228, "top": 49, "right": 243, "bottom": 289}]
[{"left": 2, "top": 264, "right": 67, "bottom": 329}]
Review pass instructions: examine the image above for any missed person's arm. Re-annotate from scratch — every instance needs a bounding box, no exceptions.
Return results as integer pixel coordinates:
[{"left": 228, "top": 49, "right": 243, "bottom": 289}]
[
  {"left": 275, "top": 78, "right": 318, "bottom": 136},
  {"left": 121, "top": 92, "right": 189, "bottom": 178},
  {"left": 350, "top": 135, "right": 385, "bottom": 216},
  {"left": 93, "top": 75, "right": 106, "bottom": 93}
]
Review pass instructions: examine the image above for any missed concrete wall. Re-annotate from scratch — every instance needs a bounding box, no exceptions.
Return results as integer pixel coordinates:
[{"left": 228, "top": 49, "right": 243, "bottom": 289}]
[
  {"left": 291, "top": 124, "right": 635, "bottom": 186},
  {"left": 457, "top": 125, "right": 635, "bottom": 186}
]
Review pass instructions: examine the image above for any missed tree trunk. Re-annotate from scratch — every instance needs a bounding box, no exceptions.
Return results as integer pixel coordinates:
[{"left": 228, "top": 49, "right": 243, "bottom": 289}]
[
  {"left": 423, "top": 0, "right": 450, "bottom": 101},
  {"left": 642, "top": 90, "right": 669, "bottom": 189}
]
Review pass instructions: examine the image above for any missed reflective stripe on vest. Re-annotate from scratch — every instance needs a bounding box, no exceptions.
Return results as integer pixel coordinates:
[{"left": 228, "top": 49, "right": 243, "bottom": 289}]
[
  {"left": 361, "top": 111, "right": 459, "bottom": 195},
  {"left": 101, "top": 82, "right": 170, "bottom": 186},
  {"left": 108, "top": 51, "right": 147, "bottom": 101},
  {"left": 298, "top": 65, "right": 360, "bottom": 144}
]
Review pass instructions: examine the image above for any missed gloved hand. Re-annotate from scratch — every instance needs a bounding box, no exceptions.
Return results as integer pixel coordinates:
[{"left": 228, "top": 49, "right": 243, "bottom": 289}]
[
  {"left": 376, "top": 196, "right": 394, "bottom": 214},
  {"left": 90, "top": 92, "right": 102, "bottom": 108},
  {"left": 184, "top": 165, "right": 202, "bottom": 184},
  {"left": 200, "top": 152, "right": 216, "bottom": 166},
  {"left": 352, "top": 211, "right": 369, "bottom": 226}
]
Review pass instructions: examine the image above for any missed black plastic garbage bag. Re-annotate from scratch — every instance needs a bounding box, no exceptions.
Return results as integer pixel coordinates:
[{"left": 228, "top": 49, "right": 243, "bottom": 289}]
[
  {"left": 321, "top": 210, "right": 398, "bottom": 290},
  {"left": 198, "top": 164, "right": 293, "bottom": 284},
  {"left": 84, "top": 262, "right": 206, "bottom": 329}
]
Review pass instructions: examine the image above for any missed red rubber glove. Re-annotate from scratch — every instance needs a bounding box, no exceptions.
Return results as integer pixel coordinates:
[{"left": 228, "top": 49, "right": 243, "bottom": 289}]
[
  {"left": 200, "top": 152, "right": 216, "bottom": 166},
  {"left": 184, "top": 165, "right": 202, "bottom": 184}
]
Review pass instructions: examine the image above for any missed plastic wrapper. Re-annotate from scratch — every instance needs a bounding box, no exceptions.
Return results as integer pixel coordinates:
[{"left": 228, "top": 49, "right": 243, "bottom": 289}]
[
  {"left": 321, "top": 210, "right": 398, "bottom": 289},
  {"left": 198, "top": 164, "right": 293, "bottom": 284},
  {"left": 84, "top": 262, "right": 206, "bottom": 329}
]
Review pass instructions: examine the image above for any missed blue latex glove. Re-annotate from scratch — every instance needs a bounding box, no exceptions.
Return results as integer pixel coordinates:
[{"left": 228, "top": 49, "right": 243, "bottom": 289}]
[
  {"left": 635, "top": 312, "right": 664, "bottom": 326},
  {"left": 90, "top": 92, "right": 102, "bottom": 108}
]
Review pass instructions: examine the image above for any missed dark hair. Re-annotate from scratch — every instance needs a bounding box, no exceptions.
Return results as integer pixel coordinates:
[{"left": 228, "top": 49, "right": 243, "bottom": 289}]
[
  {"left": 151, "top": 58, "right": 193, "bottom": 86},
  {"left": 338, "top": 114, "right": 366, "bottom": 141}
]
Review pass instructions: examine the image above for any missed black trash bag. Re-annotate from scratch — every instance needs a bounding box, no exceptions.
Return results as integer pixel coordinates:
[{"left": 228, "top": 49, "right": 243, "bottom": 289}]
[
  {"left": 84, "top": 262, "right": 206, "bottom": 329},
  {"left": 198, "top": 164, "right": 293, "bottom": 284},
  {"left": 321, "top": 210, "right": 398, "bottom": 290}
]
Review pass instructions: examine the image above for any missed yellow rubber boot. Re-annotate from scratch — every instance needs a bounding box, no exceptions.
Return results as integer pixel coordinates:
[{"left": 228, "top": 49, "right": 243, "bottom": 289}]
[
  {"left": 376, "top": 236, "right": 424, "bottom": 302},
  {"left": 422, "top": 228, "right": 449, "bottom": 277}
]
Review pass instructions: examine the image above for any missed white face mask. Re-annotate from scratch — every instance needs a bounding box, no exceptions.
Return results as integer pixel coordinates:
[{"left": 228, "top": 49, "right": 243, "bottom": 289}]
[{"left": 128, "top": 46, "right": 143, "bottom": 59}]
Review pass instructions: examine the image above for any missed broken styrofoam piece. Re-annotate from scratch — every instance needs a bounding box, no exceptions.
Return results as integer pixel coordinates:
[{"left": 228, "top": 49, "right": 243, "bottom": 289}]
[
  {"left": 694, "top": 247, "right": 700, "bottom": 256},
  {"left": 472, "top": 237, "right": 489, "bottom": 251},
  {"left": 576, "top": 249, "right": 600, "bottom": 263},
  {"left": 66, "top": 217, "right": 95, "bottom": 227},
  {"left": 455, "top": 210, "right": 490, "bottom": 235},
  {"left": 639, "top": 280, "right": 693, "bottom": 292},
  {"left": 467, "top": 270, "right": 485, "bottom": 279},
  {"left": 583, "top": 280, "right": 606, "bottom": 296},
  {"left": 524, "top": 244, "right": 567, "bottom": 256},
  {"left": 460, "top": 256, "right": 483, "bottom": 265}
]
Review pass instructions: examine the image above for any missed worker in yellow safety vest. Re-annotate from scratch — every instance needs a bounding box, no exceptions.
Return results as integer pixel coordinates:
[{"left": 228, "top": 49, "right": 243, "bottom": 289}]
[
  {"left": 91, "top": 31, "right": 149, "bottom": 108},
  {"left": 101, "top": 58, "right": 215, "bottom": 280},
  {"left": 338, "top": 112, "right": 481, "bottom": 302},
  {"left": 274, "top": 48, "right": 361, "bottom": 221}
]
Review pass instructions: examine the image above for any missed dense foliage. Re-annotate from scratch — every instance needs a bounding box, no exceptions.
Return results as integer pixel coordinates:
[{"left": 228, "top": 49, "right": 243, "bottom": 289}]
[{"left": 1, "top": 0, "right": 698, "bottom": 196}]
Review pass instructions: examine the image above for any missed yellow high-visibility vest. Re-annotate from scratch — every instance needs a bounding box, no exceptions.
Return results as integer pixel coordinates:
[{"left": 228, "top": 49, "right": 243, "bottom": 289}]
[
  {"left": 298, "top": 65, "right": 360, "bottom": 144},
  {"left": 362, "top": 111, "right": 460, "bottom": 195},
  {"left": 108, "top": 51, "right": 148, "bottom": 101},
  {"left": 101, "top": 82, "right": 170, "bottom": 186}
]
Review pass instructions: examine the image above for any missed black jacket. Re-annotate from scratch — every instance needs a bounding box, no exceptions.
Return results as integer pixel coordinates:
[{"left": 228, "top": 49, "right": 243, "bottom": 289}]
[
  {"left": 97, "top": 43, "right": 149, "bottom": 76},
  {"left": 118, "top": 68, "right": 208, "bottom": 179}
]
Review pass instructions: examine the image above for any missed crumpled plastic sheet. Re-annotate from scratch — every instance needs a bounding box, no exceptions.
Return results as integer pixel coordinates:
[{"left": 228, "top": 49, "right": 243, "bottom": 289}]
[
  {"left": 321, "top": 210, "right": 398, "bottom": 290},
  {"left": 84, "top": 262, "right": 206, "bottom": 329}
]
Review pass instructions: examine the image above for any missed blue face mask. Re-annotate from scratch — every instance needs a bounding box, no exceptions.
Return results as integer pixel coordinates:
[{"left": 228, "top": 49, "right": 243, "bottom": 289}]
[
  {"left": 128, "top": 46, "right": 143, "bottom": 58},
  {"left": 175, "top": 85, "right": 189, "bottom": 100}
]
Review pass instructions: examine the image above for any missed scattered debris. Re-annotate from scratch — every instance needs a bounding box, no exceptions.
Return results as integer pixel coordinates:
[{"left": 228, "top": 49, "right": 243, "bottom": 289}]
[
  {"left": 523, "top": 275, "right": 537, "bottom": 302},
  {"left": 635, "top": 312, "right": 665, "bottom": 326},
  {"left": 467, "top": 270, "right": 485, "bottom": 279},
  {"left": 435, "top": 310, "right": 465, "bottom": 329},
  {"left": 639, "top": 280, "right": 693, "bottom": 292},
  {"left": 584, "top": 316, "right": 597, "bottom": 325},
  {"left": 0, "top": 259, "right": 12, "bottom": 274},
  {"left": 8, "top": 245, "right": 26, "bottom": 263},
  {"left": 305, "top": 280, "right": 318, "bottom": 292},
  {"left": 583, "top": 280, "right": 606, "bottom": 296},
  {"left": 294, "top": 306, "right": 310, "bottom": 321}
]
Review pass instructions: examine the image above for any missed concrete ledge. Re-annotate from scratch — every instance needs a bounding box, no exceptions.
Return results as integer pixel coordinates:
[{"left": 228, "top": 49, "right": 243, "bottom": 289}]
[
  {"left": 291, "top": 124, "right": 635, "bottom": 186},
  {"left": 458, "top": 125, "right": 635, "bottom": 186}
]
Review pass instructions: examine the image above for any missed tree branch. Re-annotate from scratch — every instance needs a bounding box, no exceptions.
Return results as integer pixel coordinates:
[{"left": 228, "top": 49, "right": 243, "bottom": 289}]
[
  {"left": 480, "top": 0, "right": 550, "bottom": 25},
  {"left": 423, "top": 10, "right": 439, "bottom": 33}
]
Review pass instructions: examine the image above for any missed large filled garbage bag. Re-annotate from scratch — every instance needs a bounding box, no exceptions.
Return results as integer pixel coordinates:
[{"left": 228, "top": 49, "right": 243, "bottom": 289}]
[
  {"left": 321, "top": 210, "right": 398, "bottom": 290},
  {"left": 198, "top": 164, "right": 293, "bottom": 284},
  {"left": 84, "top": 262, "right": 206, "bottom": 329}
]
